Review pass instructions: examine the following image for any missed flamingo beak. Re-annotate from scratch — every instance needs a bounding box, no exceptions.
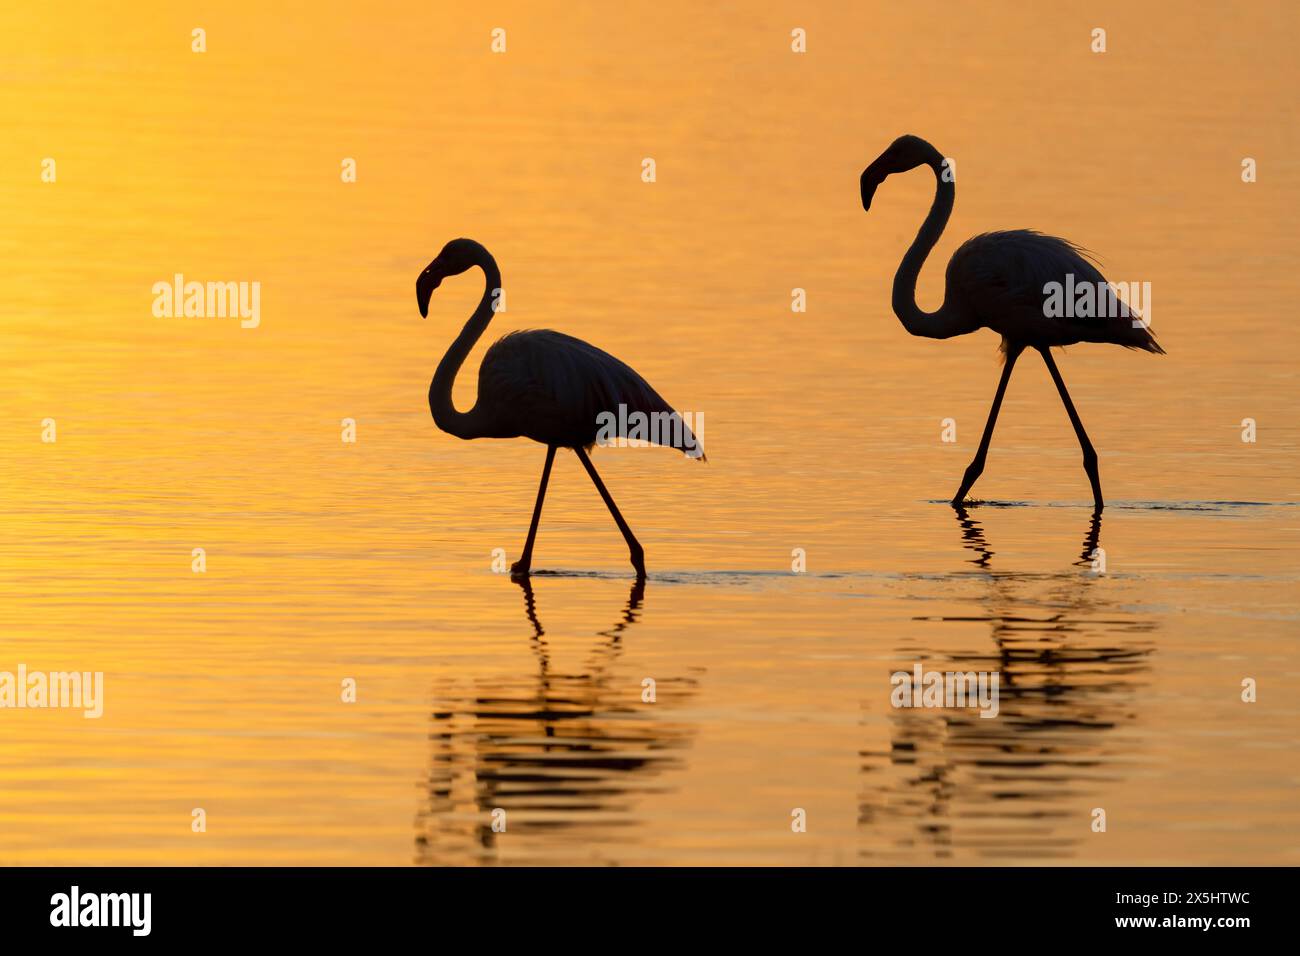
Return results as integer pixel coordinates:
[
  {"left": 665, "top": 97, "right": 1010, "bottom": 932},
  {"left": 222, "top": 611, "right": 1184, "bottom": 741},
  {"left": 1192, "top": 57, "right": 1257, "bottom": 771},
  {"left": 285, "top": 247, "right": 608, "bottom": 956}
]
[
  {"left": 860, "top": 161, "right": 885, "bottom": 212},
  {"left": 416, "top": 264, "right": 442, "bottom": 318}
]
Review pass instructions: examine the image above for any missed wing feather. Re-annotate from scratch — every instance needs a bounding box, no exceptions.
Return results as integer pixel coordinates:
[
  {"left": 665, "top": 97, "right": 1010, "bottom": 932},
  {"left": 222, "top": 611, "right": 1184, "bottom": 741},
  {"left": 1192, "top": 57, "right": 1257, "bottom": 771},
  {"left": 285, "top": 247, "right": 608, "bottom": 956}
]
[
  {"left": 947, "top": 230, "right": 1164, "bottom": 352},
  {"left": 478, "top": 330, "right": 705, "bottom": 457}
]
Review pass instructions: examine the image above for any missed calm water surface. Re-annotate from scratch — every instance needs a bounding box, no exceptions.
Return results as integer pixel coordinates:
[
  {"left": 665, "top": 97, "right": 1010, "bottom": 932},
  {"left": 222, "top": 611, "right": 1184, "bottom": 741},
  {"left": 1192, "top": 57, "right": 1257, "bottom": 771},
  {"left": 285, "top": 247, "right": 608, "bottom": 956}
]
[{"left": 0, "top": 2, "right": 1297, "bottom": 864}]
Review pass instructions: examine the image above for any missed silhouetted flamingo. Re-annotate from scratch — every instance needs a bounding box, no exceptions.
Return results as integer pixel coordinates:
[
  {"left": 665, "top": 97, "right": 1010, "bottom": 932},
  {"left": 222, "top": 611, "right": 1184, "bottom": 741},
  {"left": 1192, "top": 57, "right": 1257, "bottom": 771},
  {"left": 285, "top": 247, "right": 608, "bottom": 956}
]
[
  {"left": 860, "top": 135, "right": 1164, "bottom": 511},
  {"left": 417, "top": 238, "right": 704, "bottom": 579}
]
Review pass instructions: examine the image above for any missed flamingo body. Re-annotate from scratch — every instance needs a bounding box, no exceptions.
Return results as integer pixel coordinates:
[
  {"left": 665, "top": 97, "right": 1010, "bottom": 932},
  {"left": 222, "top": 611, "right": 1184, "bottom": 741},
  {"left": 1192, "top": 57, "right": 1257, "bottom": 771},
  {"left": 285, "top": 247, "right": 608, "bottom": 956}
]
[
  {"left": 946, "top": 230, "right": 1164, "bottom": 352},
  {"left": 473, "top": 329, "right": 700, "bottom": 451}
]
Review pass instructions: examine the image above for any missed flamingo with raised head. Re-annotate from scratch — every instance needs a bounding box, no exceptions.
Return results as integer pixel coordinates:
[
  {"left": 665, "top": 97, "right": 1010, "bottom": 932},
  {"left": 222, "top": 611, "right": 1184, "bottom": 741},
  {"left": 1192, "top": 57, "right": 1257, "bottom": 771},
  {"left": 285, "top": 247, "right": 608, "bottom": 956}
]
[
  {"left": 860, "top": 135, "right": 1164, "bottom": 512},
  {"left": 417, "top": 238, "right": 704, "bottom": 580}
]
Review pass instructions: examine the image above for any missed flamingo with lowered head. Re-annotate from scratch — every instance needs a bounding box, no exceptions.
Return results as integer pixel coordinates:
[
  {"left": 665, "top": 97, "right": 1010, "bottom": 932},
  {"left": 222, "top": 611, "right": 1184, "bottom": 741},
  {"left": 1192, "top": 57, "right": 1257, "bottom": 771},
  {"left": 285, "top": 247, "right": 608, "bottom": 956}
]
[
  {"left": 860, "top": 134, "right": 1164, "bottom": 512},
  {"left": 417, "top": 238, "right": 704, "bottom": 580}
]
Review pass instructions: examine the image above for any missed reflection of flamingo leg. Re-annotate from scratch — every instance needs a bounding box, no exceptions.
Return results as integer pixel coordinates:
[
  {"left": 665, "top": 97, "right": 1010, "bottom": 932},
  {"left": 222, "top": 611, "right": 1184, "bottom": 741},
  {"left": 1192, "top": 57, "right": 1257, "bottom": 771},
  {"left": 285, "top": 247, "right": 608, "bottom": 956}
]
[
  {"left": 1076, "top": 510, "right": 1103, "bottom": 567},
  {"left": 952, "top": 506, "right": 994, "bottom": 568}
]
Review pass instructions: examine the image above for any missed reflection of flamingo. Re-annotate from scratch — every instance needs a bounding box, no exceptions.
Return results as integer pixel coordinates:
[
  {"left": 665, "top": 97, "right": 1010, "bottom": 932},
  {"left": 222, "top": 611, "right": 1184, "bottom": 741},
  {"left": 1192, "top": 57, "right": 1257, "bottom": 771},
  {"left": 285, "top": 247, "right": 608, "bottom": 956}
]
[
  {"left": 415, "top": 579, "right": 698, "bottom": 865},
  {"left": 859, "top": 509, "right": 1154, "bottom": 861},
  {"left": 860, "top": 135, "right": 1164, "bottom": 512},
  {"left": 515, "top": 575, "right": 644, "bottom": 642},
  {"left": 953, "top": 506, "right": 1101, "bottom": 570},
  {"left": 417, "top": 239, "right": 705, "bottom": 580}
]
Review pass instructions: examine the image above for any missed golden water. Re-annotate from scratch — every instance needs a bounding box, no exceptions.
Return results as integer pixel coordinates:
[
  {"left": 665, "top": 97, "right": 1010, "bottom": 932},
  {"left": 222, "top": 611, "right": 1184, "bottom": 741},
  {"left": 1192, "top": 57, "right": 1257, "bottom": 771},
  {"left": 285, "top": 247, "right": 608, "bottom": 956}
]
[{"left": 0, "top": 1, "right": 1296, "bottom": 864}]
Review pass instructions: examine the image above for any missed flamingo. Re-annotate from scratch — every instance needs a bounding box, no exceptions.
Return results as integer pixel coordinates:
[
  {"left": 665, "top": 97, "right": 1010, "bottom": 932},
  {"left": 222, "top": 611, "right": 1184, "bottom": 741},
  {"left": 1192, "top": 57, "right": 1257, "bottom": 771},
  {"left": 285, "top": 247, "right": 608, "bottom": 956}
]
[
  {"left": 860, "top": 135, "right": 1164, "bottom": 512},
  {"left": 416, "top": 238, "right": 704, "bottom": 580}
]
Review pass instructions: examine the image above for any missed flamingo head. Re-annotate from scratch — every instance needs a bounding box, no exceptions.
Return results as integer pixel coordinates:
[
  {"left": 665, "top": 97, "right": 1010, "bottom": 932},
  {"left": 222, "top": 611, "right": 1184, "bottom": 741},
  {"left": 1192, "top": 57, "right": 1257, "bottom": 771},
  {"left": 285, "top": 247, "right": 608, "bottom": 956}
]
[
  {"left": 860, "top": 134, "right": 940, "bottom": 211},
  {"left": 417, "top": 238, "right": 485, "bottom": 317}
]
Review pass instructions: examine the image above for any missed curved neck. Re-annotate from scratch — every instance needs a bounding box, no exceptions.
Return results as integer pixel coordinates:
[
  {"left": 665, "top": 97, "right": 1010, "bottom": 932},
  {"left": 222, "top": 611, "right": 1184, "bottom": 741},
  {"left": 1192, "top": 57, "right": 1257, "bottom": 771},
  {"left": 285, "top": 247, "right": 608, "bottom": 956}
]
[
  {"left": 892, "top": 156, "right": 969, "bottom": 339},
  {"left": 429, "top": 250, "right": 500, "bottom": 438}
]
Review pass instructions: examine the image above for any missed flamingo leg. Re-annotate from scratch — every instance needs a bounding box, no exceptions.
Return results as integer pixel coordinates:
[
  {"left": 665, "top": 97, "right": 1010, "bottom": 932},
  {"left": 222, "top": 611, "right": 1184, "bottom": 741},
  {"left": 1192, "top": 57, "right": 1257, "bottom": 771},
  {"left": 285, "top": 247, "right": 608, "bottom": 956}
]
[
  {"left": 952, "top": 344, "right": 1023, "bottom": 507},
  {"left": 574, "top": 446, "right": 646, "bottom": 578},
  {"left": 511, "top": 444, "right": 556, "bottom": 579},
  {"left": 1039, "top": 347, "right": 1104, "bottom": 512}
]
